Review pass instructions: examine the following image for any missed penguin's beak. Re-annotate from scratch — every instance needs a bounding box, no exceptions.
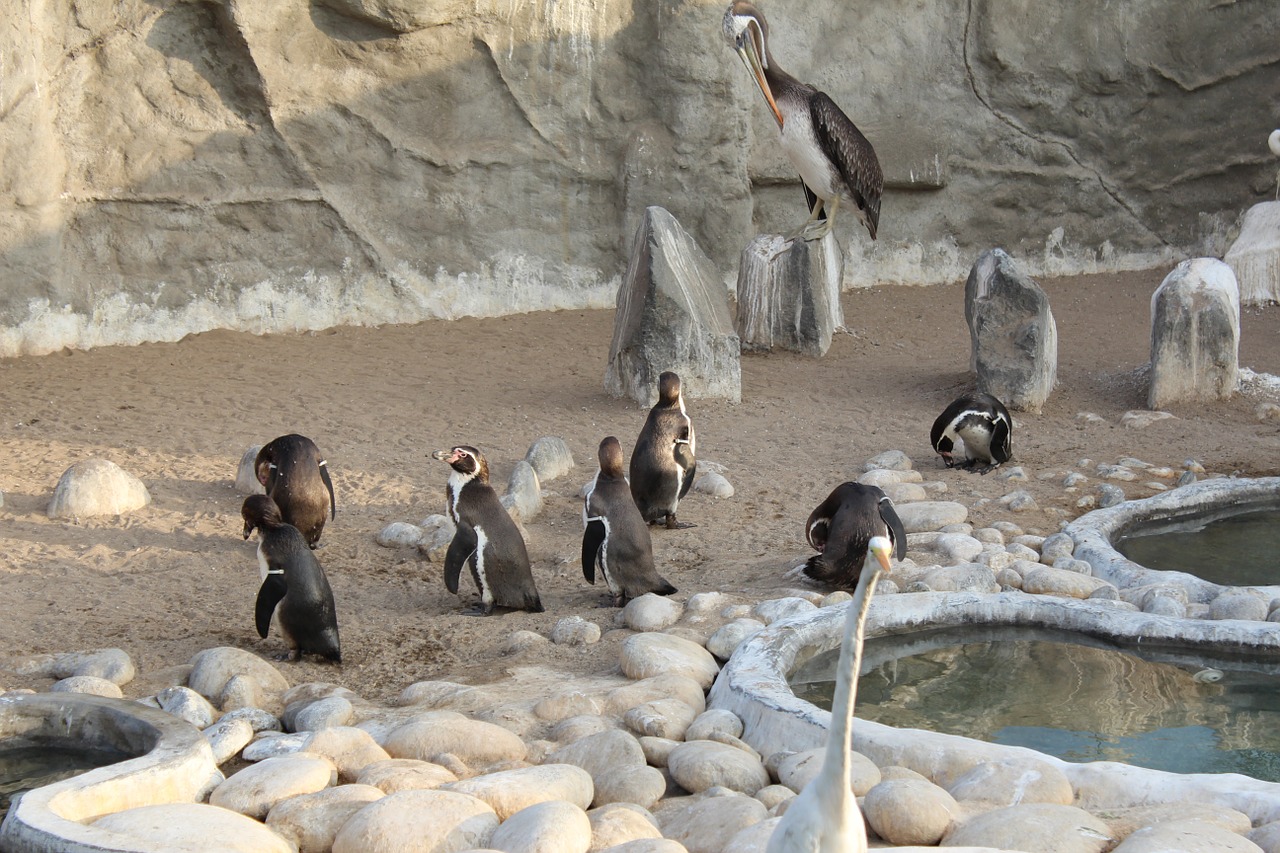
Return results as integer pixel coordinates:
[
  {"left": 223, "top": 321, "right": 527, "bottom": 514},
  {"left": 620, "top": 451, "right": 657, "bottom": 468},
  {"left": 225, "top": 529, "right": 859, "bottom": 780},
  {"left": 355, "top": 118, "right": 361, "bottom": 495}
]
[
  {"left": 431, "top": 449, "right": 456, "bottom": 463},
  {"left": 242, "top": 520, "right": 254, "bottom": 540}
]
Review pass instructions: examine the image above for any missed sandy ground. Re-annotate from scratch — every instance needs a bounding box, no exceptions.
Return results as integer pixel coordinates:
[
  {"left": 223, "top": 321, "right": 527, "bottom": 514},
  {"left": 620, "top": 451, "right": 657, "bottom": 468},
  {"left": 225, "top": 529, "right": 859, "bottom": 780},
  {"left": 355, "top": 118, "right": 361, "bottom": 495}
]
[{"left": 1, "top": 270, "right": 1278, "bottom": 704}]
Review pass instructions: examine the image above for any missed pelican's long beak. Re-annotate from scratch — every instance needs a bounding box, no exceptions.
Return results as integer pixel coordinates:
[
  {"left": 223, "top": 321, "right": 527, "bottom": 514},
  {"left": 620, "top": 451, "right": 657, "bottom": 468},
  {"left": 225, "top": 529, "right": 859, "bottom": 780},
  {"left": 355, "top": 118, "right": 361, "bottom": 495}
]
[
  {"left": 867, "top": 535, "right": 894, "bottom": 576},
  {"left": 734, "top": 25, "right": 784, "bottom": 128}
]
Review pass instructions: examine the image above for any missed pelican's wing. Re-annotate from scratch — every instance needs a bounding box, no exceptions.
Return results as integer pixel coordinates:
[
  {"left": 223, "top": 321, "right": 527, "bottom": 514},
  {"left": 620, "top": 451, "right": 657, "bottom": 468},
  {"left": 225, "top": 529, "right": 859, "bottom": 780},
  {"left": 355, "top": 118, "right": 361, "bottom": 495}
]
[{"left": 811, "top": 92, "right": 883, "bottom": 239}]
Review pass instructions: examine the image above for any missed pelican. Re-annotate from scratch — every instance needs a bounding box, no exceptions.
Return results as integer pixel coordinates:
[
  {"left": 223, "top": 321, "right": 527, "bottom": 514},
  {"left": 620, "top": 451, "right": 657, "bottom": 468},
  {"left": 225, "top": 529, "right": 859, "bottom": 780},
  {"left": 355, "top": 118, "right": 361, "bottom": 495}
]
[
  {"left": 722, "top": 1, "right": 883, "bottom": 243},
  {"left": 766, "top": 535, "right": 894, "bottom": 853},
  {"left": 930, "top": 392, "right": 1013, "bottom": 474}
]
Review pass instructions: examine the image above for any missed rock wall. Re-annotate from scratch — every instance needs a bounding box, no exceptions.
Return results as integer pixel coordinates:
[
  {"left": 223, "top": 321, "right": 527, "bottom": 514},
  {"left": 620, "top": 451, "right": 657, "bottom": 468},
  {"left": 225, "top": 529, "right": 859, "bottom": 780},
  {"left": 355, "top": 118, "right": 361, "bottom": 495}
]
[{"left": 1, "top": 0, "right": 1276, "bottom": 356}]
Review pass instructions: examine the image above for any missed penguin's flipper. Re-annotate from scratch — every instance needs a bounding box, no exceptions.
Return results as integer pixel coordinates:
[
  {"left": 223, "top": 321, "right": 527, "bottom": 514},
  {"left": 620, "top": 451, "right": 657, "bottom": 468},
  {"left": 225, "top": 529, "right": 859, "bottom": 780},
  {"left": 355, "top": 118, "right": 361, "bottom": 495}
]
[
  {"left": 444, "top": 525, "right": 478, "bottom": 595},
  {"left": 255, "top": 572, "right": 287, "bottom": 639},
  {"left": 879, "top": 496, "right": 908, "bottom": 561},
  {"left": 319, "top": 459, "right": 337, "bottom": 520},
  {"left": 675, "top": 441, "right": 696, "bottom": 501},
  {"left": 582, "top": 518, "right": 606, "bottom": 584},
  {"left": 990, "top": 415, "right": 1012, "bottom": 465}
]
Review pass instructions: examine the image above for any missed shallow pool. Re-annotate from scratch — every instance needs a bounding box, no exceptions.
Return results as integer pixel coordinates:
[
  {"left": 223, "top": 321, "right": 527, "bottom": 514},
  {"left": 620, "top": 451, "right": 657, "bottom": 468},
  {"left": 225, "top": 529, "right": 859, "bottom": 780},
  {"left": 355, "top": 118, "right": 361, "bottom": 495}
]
[{"left": 1115, "top": 506, "right": 1280, "bottom": 586}]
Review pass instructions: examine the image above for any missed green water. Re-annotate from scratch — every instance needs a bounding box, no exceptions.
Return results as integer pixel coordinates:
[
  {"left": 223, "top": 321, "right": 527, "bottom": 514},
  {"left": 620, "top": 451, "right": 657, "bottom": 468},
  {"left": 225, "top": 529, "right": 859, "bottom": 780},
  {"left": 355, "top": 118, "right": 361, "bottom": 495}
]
[
  {"left": 0, "top": 744, "right": 131, "bottom": 813},
  {"left": 793, "top": 629, "right": 1280, "bottom": 781},
  {"left": 1115, "top": 507, "right": 1280, "bottom": 586}
]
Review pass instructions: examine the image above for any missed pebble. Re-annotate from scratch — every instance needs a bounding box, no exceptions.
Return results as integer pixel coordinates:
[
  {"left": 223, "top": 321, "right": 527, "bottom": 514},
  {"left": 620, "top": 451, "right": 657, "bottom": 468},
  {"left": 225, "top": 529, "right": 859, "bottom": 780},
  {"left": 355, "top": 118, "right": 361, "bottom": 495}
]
[
  {"left": 189, "top": 647, "right": 289, "bottom": 707},
  {"left": 947, "top": 756, "right": 1073, "bottom": 806},
  {"left": 624, "top": 698, "right": 699, "bottom": 740},
  {"left": 299, "top": 726, "right": 391, "bottom": 783},
  {"left": 375, "top": 522, "right": 424, "bottom": 548},
  {"left": 622, "top": 594, "right": 684, "bottom": 632},
  {"left": 692, "top": 471, "right": 734, "bottom": 497},
  {"left": 444, "top": 763, "right": 594, "bottom": 820},
  {"left": 944, "top": 802, "right": 1113, "bottom": 851},
  {"left": 244, "top": 732, "right": 309, "bottom": 762},
  {"left": 862, "top": 450, "right": 913, "bottom": 471},
  {"left": 265, "top": 784, "right": 385, "bottom": 853},
  {"left": 209, "top": 754, "right": 337, "bottom": 819},
  {"left": 502, "top": 459, "right": 543, "bottom": 521},
  {"left": 382, "top": 710, "right": 528, "bottom": 768},
  {"left": 331, "top": 789, "right": 498, "bottom": 853},
  {"left": 658, "top": 792, "right": 768, "bottom": 853},
  {"left": 705, "top": 619, "right": 765, "bottom": 661},
  {"left": 488, "top": 799, "right": 592, "bottom": 852},
  {"left": 775, "top": 747, "right": 880, "bottom": 796},
  {"left": 525, "top": 436, "right": 575, "bottom": 482},
  {"left": 587, "top": 803, "right": 664, "bottom": 848},
  {"left": 548, "top": 729, "right": 646, "bottom": 791},
  {"left": 619, "top": 634, "right": 720, "bottom": 690},
  {"left": 51, "top": 675, "right": 123, "bottom": 698},
  {"left": 857, "top": 468, "right": 923, "bottom": 487},
  {"left": 552, "top": 615, "right": 603, "bottom": 645},
  {"left": 863, "top": 777, "right": 958, "bottom": 846},
  {"left": 1122, "top": 410, "right": 1176, "bottom": 428},
  {"left": 356, "top": 758, "right": 458, "bottom": 793},
  {"left": 235, "top": 445, "right": 266, "bottom": 495},
  {"left": 894, "top": 500, "right": 969, "bottom": 533},
  {"left": 47, "top": 457, "right": 151, "bottom": 518},
  {"left": 1098, "top": 484, "right": 1127, "bottom": 508},
  {"left": 93, "top": 803, "right": 294, "bottom": 852},
  {"left": 685, "top": 709, "right": 743, "bottom": 742},
  {"left": 204, "top": 717, "right": 255, "bottom": 765}
]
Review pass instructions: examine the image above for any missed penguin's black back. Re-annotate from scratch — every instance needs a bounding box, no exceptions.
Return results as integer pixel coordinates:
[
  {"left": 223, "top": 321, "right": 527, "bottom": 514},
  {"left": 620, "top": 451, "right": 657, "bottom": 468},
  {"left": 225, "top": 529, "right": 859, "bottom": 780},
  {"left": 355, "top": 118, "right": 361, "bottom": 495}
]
[{"left": 803, "top": 482, "right": 905, "bottom": 591}]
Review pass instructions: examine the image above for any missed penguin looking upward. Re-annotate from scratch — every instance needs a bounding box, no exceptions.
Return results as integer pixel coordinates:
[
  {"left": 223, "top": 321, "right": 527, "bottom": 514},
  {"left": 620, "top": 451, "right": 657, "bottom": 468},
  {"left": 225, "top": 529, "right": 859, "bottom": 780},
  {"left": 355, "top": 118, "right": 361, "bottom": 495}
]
[
  {"left": 802, "top": 482, "right": 905, "bottom": 591},
  {"left": 431, "top": 445, "right": 544, "bottom": 616},
  {"left": 255, "top": 434, "right": 336, "bottom": 547},
  {"left": 630, "top": 371, "right": 697, "bottom": 529},
  {"left": 930, "top": 392, "right": 1013, "bottom": 474},
  {"left": 241, "top": 494, "right": 341, "bottom": 663},
  {"left": 583, "top": 436, "right": 678, "bottom": 607}
]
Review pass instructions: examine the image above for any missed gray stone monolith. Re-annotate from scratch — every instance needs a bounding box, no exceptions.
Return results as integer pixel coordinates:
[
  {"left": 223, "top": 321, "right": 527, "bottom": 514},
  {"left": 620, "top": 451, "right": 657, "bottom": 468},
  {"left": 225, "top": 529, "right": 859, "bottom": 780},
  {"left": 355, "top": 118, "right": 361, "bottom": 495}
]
[
  {"left": 47, "top": 458, "right": 152, "bottom": 519},
  {"left": 1148, "top": 258, "right": 1239, "bottom": 409},
  {"left": 605, "top": 206, "right": 741, "bottom": 405},
  {"left": 1224, "top": 201, "right": 1280, "bottom": 305},
  {"left": 965, "top": 249, "right": 1058, "bottom": 413},
  {"left": 735, "top": 232, "right": 842, "bottom": 355}
]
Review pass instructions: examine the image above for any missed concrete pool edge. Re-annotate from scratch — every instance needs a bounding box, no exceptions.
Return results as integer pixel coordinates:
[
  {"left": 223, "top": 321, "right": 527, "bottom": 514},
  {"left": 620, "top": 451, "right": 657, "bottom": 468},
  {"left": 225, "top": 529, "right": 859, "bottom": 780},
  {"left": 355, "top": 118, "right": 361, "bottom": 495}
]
[
  {"left": 0, "top": 693, "right": 222, "bottom": 853},
  {"left": 708, "top": 591, "right": 1280, "bottom": 825}
]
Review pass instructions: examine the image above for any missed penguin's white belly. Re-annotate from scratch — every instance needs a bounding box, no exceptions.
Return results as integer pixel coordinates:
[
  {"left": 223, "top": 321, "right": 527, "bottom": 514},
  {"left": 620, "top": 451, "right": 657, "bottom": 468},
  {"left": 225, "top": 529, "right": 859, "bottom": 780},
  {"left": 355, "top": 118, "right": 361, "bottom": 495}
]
[
  {"left": 962, "top": 427, "right": 994, "bottom": 462},
  {"left": 473, "top": 526, "right": 492, "bottom": 606},
  {"left": 779, "top": 116, "right": 840, "bottom": 202},
  {"left": 257, "top": 544, "right": 271, "bottom": 581}
]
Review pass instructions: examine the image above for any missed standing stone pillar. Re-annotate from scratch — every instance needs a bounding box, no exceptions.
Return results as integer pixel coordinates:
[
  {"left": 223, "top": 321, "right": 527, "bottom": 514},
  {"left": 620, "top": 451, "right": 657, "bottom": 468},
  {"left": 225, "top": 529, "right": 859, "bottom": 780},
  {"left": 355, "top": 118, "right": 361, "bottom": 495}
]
[
  {"left": 1148, "top": 258, "right": 1240, "bottom": 409},
  {"left": 605, "top": 207, "right": 741, "bottom": 406},
  {"left": 1224, "top": 201, "right": 1280, "bottom": 305},
  {"left": 734, "top": 233, "right": 843, "bottom": 355},
  {"left": 964, "top": 249, "right": 1058, "bottom": 413}
]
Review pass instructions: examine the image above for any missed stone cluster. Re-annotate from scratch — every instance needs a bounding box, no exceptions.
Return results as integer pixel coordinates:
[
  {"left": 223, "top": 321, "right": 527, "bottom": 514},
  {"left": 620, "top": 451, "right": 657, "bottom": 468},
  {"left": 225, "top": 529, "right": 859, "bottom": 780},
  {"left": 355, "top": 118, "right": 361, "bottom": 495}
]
[{"left": 9, "top": 450, "right": 1279, "bottom": 851}]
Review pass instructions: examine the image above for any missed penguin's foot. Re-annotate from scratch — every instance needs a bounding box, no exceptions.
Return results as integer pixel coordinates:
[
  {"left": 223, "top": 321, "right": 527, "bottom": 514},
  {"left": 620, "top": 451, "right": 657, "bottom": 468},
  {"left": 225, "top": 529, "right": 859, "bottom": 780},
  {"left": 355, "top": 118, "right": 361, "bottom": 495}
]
[
  {"left": 665, "top": 515, "right": 697, "bottom": 530},
  {"left": 974, "top": 463, "right": 999, "bottom": 475},
  {"left": 273, "top": 649, "right": 300, "bottom": 663},
  {"left": 462, "top": 603, "right": 495, "bottom": 617}
]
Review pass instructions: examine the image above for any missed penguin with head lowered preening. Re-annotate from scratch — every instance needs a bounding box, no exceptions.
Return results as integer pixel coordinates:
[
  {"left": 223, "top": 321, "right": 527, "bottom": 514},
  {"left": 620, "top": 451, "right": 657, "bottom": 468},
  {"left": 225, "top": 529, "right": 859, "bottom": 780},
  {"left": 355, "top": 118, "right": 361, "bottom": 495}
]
[
  {"left": 802, "top": 482, "right": 906, "bottom": 591},
  {"left": 241, "top": 494, "right": 341, "bottom": 663},
  {"left": 583, "top": 436, "right": 678, "bottom": 607},
  {"left": 930, "top": 392, "right": 1013, "bottom": 475},
  {"left": 255, "top": 434, "right": 336, "bottom": 547},
  {"left": 432, "top": 445, "right": 544, "bottom": 616},
  {"left": 630, "top": 371, "right": 697, "bottom": 529}
]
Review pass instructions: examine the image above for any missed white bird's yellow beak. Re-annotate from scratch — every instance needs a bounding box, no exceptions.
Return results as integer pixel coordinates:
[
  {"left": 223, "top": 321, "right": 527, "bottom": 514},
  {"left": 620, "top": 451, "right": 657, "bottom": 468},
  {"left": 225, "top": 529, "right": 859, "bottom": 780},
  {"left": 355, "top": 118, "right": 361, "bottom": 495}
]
[{"left": 867, "top": 535, "right": 894, "bottom": 575}]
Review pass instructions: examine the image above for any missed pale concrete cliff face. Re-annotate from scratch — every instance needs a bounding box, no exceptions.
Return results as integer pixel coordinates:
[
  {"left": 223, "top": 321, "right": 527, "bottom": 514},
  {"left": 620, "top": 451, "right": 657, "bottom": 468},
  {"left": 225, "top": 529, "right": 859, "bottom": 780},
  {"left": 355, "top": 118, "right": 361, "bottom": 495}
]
[{"left": 1, "top": 0, "right": 1276, "bottom": 355}]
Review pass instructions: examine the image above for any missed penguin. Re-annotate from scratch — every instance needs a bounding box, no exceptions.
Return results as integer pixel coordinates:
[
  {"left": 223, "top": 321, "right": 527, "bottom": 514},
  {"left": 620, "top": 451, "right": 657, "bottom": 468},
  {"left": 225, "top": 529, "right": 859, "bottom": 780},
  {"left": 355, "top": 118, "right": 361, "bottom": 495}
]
[
  {"left": 241, "top": 494, "right": 341, "bottom": 663},
  {"left": 802, "top": 482, "right": 906, "bottom": 591},
  {"left": 930, "top": 392, "right": 1013, "bottom": 474},
  {"left": 582, "top": 436, "right": 678, "bottom": 607},
  {"left": 431, "top": 445, "right": 544, "bottom": 616},
  {"left": 630, "top": 371, "right": 697, "bottom": 529},
  {"left": 255, "top": 434, "right": 336, "bottom": 547}
]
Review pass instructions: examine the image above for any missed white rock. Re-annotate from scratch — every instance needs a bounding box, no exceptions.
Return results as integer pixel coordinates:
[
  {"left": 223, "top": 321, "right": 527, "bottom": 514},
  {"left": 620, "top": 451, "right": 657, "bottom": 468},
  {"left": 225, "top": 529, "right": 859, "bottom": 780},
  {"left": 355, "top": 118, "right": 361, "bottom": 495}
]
[
  {"left": 605, "top": 674, "right": 706, "bottom": 716},
  {"left": 594, "top": 764, "right": 667, "bottom": 810},
  {"left": 235, "top": 445, "right": 266, "bottom": 495},
  {"left": 667, "top": 740, "right": 770, "bottom": 795},
  {"left": 623, "top": 698, "right": 699, "bottom": 741},
  {"left": 947, "top": 757, "right": 1073, "bottom": 806},
  {"left": 376, "top": 521, "right": 425, "bottom": 548},
  {"left": 488, "top": 799, "right": 592, "bottom": 852},
  {"left": 503, "top": 460, "right": 543, "bottom": 521},
  {"left": 658, "top": 793, "right": 768, "bottom": 853},
  {"left": 863, "top": 450, "right": 913, "bottom": 471},
  {"left": 623, "top": 594, "right": 684, "bottom": 632},
  {"left": 775, "top": 747, "right": 880, "bottom": 796},
  {"left": 92, "top": 803, "right": 294, "bottom": 852},
  {"left": 445, "top": 763, "right": 594, "bottom": 820},
  {"left": 706, "top": 619, "right": 765, "bottom": 661},
  {"left": 357, "top": 757, "right": 459, "bottom": 793},
  {"left": 332, "top": 789, "right": 499, "bottom": 853},
  {"left": 189, "top": 647, "right": 290, "bottom": 705},
  {"left": 684, "top": 709, "right": 743, "bottom": 742},
  {"left": 158, "top": 685, "right": 217, "bottom": 728},
  {"left": 1122, "top": 410, "right": 1176, "bottom": 429},
  {"left": 51, "top": 675, "right": 123, "bottom": 698},
  {"left": 1210, "top": 590, "right": 1270, "bottom": 622},
  {"left": 1022, "top": 566, "right": 1113, "bottom": 599},
  {"left": 548, "top": 729, "right": 646, "bottom": 789},
  {"left": 291, "top": 695, "right": 355, "bottom": 731},
  {"left": 209, "top": 753, "right": 337, "bottom": 819},
  {"left": 863, "top": 778, "right": 958, "bottom": 846},
  {"left": 300, "top": 726, "right": 392, "bottom": 783},
  {"left": 880, "top": 482, "right": 928, "bottom": 503},
  {"left": 525, "top": 436, "right": 575, "bottom": 482},
  {"left": 752, "top": 597, "right": 817, "bottom": 625},
  {"left": 550, "top": 616, "right": 602, "bottom": 645},
  {"left": 266, "top": 783, "right": 385, "bottom": 853},
  {"left": 204, "top": 717, "right": 256, "bottom": 765},
  {"left": 1113, "top": 820, "right": 1262, "bottom": 852},
  {"left": 14, "top": 648, "right": 137, "bottom": 685},
  {"left": 692, "top": 471, "right": 734, "bottom": 497},
  {"left": 933, "top": 533, "right": 984, "bottom": 564},
  {"left": 894, "top": 500, "right": 969, "bottom": 533},
  {"left": 943, "top": 802, "right": 1112, "bottom": 851},
  {"left": 857, "top": 468, "right": 923, "bottom": 487},
  {"left": 588, "top": 803, "right": 663, "bottom": 849},
  {"left": 243, "top": 732, "right": 308, "bottom": 762},
  {"left": 383, "top": 710, "right": 528, "bottom": 768},
  {"left": 619, "top": 634, "right": 719, "bottom": 689},
  {"left": 47, "top": 457, "right": 151, "bottom": 518}
]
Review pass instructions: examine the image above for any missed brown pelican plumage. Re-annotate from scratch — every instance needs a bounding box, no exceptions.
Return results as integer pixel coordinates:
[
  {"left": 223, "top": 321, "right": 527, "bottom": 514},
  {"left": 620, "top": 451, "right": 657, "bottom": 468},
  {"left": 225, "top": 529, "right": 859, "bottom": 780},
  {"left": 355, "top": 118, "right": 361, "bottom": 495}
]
[{"left": 722, "top": 1, "right": 883, "bottom": 243}]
